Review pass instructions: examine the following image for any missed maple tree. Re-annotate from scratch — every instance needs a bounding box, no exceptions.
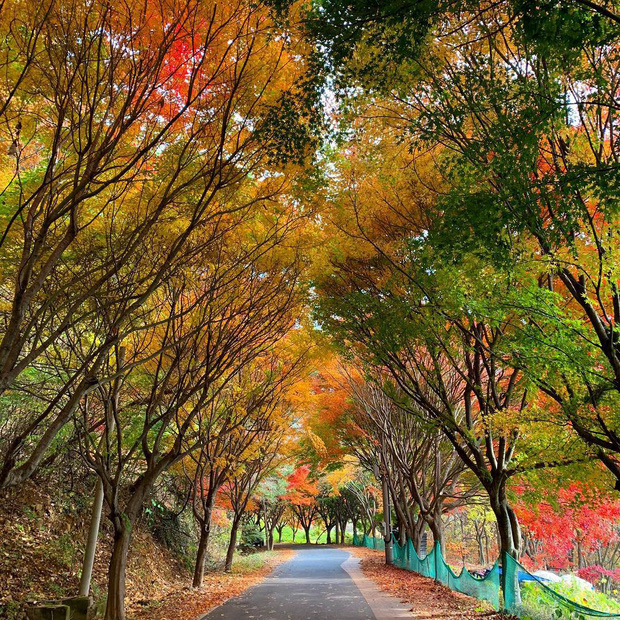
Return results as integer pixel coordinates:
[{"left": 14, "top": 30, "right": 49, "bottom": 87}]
[
  {"left": 292, "top": 0, "right": 620, "bottom": 576},
  {"left": 186, "top": 351, "right": 299, "bottom": 588},
  {"left": 77, "top": 237, "right": 302, "bottom": 616},
  {"left": 284, "top": 465, "right": 320, "bottom": 544},
  {"left": 256, "top": 476, "right": 289, "bottom": 551},
  {"left": 345, "top": 372, "right": 473, "bottom": 553},
  {"left": 516, "top": 482, "right": 620, "bottom": 573},
  {"left": 0, "top": 0, "right": 311, "bottom": 492},
  {"left": 219, "top": 444, "right": 289, "bottom": 571},
  {"left": 301, "top": 0, "right": 620, "bottom": 488}
]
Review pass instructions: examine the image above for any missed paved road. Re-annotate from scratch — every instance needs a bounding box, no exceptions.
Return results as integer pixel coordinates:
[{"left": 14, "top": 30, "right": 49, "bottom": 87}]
[{"left": 202, "top": 546, "right": 375, "bottom": 619}]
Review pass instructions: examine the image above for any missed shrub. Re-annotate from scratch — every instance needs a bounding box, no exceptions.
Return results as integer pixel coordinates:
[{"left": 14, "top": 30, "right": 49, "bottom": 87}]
[
  {"left": 520, "top": 577, "right": 620, "bottom": 620},
  {"left": 240, "top": 522, "right": 264, "bottom": 550}
]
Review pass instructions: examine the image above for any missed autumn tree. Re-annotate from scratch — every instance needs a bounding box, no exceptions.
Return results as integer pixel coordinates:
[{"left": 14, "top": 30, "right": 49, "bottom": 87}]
[
  {"left": 188, "top": 354, "right": 298, "bottom": 586},
  {"left": 0, "top": 0, "right": 314, "bottom": 491},
  {"left": 219, "top": 429, "right": 291, "bottom": 570},
  {"left": 344, "top": 373, "right": 472, "bottom": 553},
  {"left": 315, "top": 484, "right": 340, "bottom": 544},
  {"left": 76, "top": 224, "right": 303, "bottom": 618},
  {"left": 516, "top": 480, "right": 620, "bottom": 574},
  {"left": 256, "top": 476, "right": 289, "bottom": 551},
  {"left": 284, "top": 465, "right": 319, "bottom": 544},
  {"left": 300, "top": 0, "right": 620, "bottom": 486}
]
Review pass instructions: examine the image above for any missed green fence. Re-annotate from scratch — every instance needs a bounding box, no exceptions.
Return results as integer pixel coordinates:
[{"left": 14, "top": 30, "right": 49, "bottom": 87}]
[
  {"left": 353, "top": 534, "right": 620, "bottom": 618},
  {"left": 357, "top": 533, "right": 385, "bottom": 551}
]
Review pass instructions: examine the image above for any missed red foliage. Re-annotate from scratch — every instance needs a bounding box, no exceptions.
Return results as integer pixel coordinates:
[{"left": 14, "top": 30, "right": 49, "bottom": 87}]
[
  {"left": 577, "top": 565, "right": 620, "bottom": 588},
  {"left": 515, "top": 483, "right": 620, "bottom": 570},
  {"left": 284, "top": 466, "right": 319, "bottom": 505}
]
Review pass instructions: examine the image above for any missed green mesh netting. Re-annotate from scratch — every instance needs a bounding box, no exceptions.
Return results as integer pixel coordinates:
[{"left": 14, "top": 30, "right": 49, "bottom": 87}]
[
  {"left": 366, "top": 534, "right": 385, "bottom": 550},
  {"left": 504, "top": 554, "right": 620, "bottom": 619},
  {"left": 353, "top": 533, "right": 385, "bottom": 550},
  {"left": 396, "top": 538, "right": 500, "bottom": 609},
  {"left": 394, "top": 538, "right": 435, "bottom": 578},
  {"left": 353, "top": 536, "right": 620, "bottom": 617},
  {"left": 435, "top": 547, "right": 501, "bottom": 609},
  {"left": 358, "top": 535, "right": 501, "bottom": 609}
]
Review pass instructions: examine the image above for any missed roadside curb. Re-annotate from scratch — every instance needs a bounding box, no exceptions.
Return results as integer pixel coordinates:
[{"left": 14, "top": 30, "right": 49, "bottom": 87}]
[{"left": 342, "top": 552, "right": 414, "bottom": 619}]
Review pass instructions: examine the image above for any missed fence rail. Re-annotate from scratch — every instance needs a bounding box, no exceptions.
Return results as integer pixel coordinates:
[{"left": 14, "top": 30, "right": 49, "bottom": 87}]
[{"left": 352, "top": 534, "right": 620, "bottom": 619}]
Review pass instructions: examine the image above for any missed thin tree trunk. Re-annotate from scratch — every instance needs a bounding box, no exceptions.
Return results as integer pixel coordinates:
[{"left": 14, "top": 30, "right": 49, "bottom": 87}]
[
  {"left": 79, "top": 479, "right": 104, "bottom": 596},
  {"left": 193, "top": 522, "right": 210, "bottom": 588},
  {"left": 225, "top": 517, "right": 241, "bottom": 572},
  {"left": 192, "top": 482, "right": 218, "bottom": 588},
  {"left": 477, "top": 533, "right": 485, "bottom": 565}
]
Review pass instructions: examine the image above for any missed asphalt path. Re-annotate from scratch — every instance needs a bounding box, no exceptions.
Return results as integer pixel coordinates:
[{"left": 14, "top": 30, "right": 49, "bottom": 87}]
[{"left": 202, "top": 546, "right": 376, "bottom": 619}]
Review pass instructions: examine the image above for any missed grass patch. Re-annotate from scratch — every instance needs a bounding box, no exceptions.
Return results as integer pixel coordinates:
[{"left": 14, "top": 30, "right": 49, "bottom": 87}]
[{"left": 233, "top": 550, "right": 278, "bottom": 574}]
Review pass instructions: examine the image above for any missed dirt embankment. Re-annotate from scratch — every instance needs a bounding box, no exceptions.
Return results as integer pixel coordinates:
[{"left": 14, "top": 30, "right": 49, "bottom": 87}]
[{"left": 0, "top": 481, "right": 291, "bottom": 619}]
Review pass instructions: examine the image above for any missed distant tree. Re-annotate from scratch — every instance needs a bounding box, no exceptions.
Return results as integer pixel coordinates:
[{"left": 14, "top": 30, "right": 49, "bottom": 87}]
[{"left": 284, "top": 466, "right": 319, "bottom": 544}]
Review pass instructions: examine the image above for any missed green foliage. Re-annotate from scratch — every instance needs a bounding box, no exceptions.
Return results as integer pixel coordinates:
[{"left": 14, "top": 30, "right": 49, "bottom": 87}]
[
  {"left": 0, "top": 600, "right": 22, "bottom": 620},
  {"left": 305, "top": 0, "right": 439, "bottom": 89},
  {"left": 240, "top": 522, "right": 264, "bottom": 550},
  {"left": 294, "top": 0, "right": 620, "bottom": 101},
  {"left": 143, "top": 499, "right": 193, "bottom": 557},
  {"left": 255, "top": 91, "right": 321, "bottom": 166},
  {"left": 520, "top": 579, "right": 620, "bottom": 619},
  {"left": 512, "top": 0, "right": 618, "bottom": 54}
]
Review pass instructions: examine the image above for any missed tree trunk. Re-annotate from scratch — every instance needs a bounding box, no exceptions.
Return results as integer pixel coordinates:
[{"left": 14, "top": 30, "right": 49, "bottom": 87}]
[
  {"left": 477, "top": 533, "right": 485, "bottom": 565},
  {"left": 326, "top": 525, "right": 332, "bottom": 544},
  {"left": 105, "top": 522, "right": 132, "bottom": 620},
  {"left": 193, "top": 521, "right": 210, "bottom": 588},
  {"left": 492, "top": 500, "right": 515, "bottom": 557},
  {"left": 507, "top": 504, "right": 521, "bottom": 557},
  {"left": 411, "top": 528, "right": 420, "bottom": 554},
  {"left": 412, "top": 517, "right": 426, "bottom": 554},
  {"left": 225, "top": 517, "right": 241, "bottom": 572},
  {"left": 192, "top": 482, "right": 218, "bottom": 588},
  {"left": 303, "top": 525, "right": 311, "bottom": 544},
  {"left": 428, "top": 510, "right": 445, "bottom": 557},
  {"left": 79, "top": 478, "right": 104, "bottom": 596},
  {"left": 490, "top": 487, "right": 520, "bottom": 558}
]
